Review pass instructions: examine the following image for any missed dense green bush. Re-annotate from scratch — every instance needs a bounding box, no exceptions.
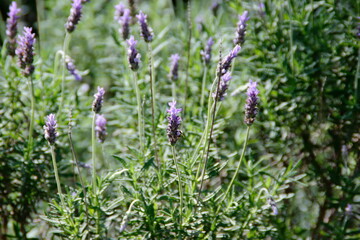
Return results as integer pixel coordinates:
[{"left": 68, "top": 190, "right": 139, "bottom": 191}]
[{"left": 0, "top": 0, "right": 359, "bottom": 239}]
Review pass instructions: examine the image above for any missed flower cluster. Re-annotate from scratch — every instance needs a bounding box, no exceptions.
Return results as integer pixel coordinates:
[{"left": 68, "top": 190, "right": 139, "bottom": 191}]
[
  {"left": 44, "top": 114, "right": 59, "bottom": 145},
  {"left": 65, "top": 56, "right": 82, "bottom": 81},
  {"left": 120, "top": 9, "right": 132, "bottom": 40},
  {"left": 213, "top": 72, "right": 232, "bottom": 101},
  {"left": 234, "top": 11, "right": 249, "bottom": 46},
  {"left": 244, "top": 80, "right": 259, "bottom": 125},
  {"left": 127, "top": 36, "right": 141, "bottom": 71},
  {"left": 169, "top": 54, "right": 180, "bottom": 81},
  {"left": 200, "top": 37, "right": 214, "bottom": 65},
  {"left": 95, "top": 114, "right": 107, "bottom": 143},
  {"left": 65, "top": 0, "right": 83, "bottom": 33},
  {"left": 220, "top": 45, "right": 241, "bottom": 75},
  {"left": 166, "top": 101, "right": 182, "bottom": 145},
  {"left": 136, "top": 11, "right": 154, "bottom": 42},
  {"left": 92, "top": 87, "right": 105, "bottom": 113},
  {"left": 16, "top": 27, "right": 36, "bottom": 77},
  {"left": 6, "top": 1, "right": 21, "bottom": 56},
  {"left": 114, "top": 3, "right": 125, "bottom": 21}
]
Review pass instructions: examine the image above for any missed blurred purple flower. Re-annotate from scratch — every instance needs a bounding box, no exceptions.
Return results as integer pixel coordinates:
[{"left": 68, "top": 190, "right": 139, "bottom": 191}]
[
  {"left": 244, "top": 80, "right": 259, "bottom": 125},
  {"left": 234, "top": 11, "right": 249, "bottom": 46},
  {"left": 169, "top": 54, "right": 180, "bottom": 81},
  {"left": 258, "top": 3, "right": 265, "bottom": 17},
  {"left": 65, "top": 0, "right": 83, "bottom": 33},
  {"left": 114, "top": 3, "right": 125, "bottom": 21},
  {"left": 95, "top": 114, "right": 107, "bottom": 143},
  {"left": 120, "top": 9, "right": 131, "bottom": 40},
  {"left": 65, "top": 56, "right": 82, "bottom": 81},
  {"left": 167, "top": 101, "right": 182, "bottom": 145},
  {"left": 6, "top": 1, "right": 21, "bottom": 56},
  {"left": 92, "top": 86, "right": 105, "bottom": 113},
  {"left": 44, "top": 114, "right": 59, "bottom": 145},
  {"left": 16, "top": 27, "right": 36, "bottom": 77},
  {"left": 127, "top": 36, "right": 141, "bottom": 71},
  {"left": 136, "top": 11, "right": 153, "bottom": 42},
  {"left": 200, "top": 37, "right": 214, "bottom": 65},
  {"left": 213, "top": 72, "right": 232, "bottom": 101},
  {"left": 211, "top": 1, "right": 220, "bottom": 17},
  {"left": 221, "top": 45, "right": 241, "bottom": 75}
]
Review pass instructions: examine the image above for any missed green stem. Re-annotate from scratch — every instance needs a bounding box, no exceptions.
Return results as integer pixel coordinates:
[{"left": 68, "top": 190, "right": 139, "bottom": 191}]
[
  {"left": 26, "top": 76, "right": 35, "bottom": 161},
  {"left": 132, "top": 71, "right": 144, "bottom": 156},
  {"left": 215, "top": 126, "right": 251, "bottom": 216},
  {"left": 147, "top": 43, "right": 159, "bottom": 167},
  {"left": 200, "top": 64, "right": 208, "bottom": 111},
  {"left": 50, "top": 145, "right": 65, "bottom": 207},
  {"left": 92, "top": 112, "right": 97, "bottom": 191},
  {"left": 183, "top": 0, "right": 192, "bottom": 115},
  {"left": 355, "top": 48, "right": 360, "bottom": 105},
  {"left": 172, "top": 145, "right": 183, "bottom": 227},
  {"left": 58, "top": 33, "right": 71, "bottom": 115},
  {"left": 172, "top": 81, "right": 176, "bottom": 100}
]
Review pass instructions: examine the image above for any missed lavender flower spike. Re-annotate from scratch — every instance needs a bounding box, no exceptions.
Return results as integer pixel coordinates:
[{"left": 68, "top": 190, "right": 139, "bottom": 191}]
[
  {"left": 16, "top": 27, "right": 36, "bottom": 77},
  {"left": 114, "top": 3, "right": 125, "bottom": 21},
  {"left": 234, "top": 11, "right": 250, "bottom": 46},
  {"left": 167, "top": 101, "right": 182, "bottom": 145},
  {"left": 244, "top": 80, "right": 259, "bottom": 125},
  {"left": 65, "top": 56, "right": 82, "bottom": 81},
  {"left": 136, "top": 11, "right": 154, "bottom": 42},
  {"left": 127, "top": 36, "right": 141, "bottom": 71},
  {"left": 65, "top": 0, "right": 83, "bottom": 33},
  {"left": 213, "top": 72, "right": 232, "bottom": 101},
  {"left": 169, "top": 54, "right": 180, "bottom": 81},
  {"left": 6, "top": 2, "right": 21, "bottom": 56},
  {"left": 44, "top": 114, "right": 59, "bottom": 145},
  {"left": 200, "top": 37, "right": 214, "bottom": 65},
  {"left": 92, "top": 86, "right": 105, "bottom": 113},
  {"left": 95, "top": 114, "right": 107, "bottom": 143},
  {"left": 221, "top": 45, "right": 241, "bottom": 75},
  {"left": 120, "top": 9, "right": 132, "bottom": 40}
]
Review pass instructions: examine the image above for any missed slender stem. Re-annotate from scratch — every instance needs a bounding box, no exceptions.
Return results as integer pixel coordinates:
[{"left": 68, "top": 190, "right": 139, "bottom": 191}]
[
  {"left": 355, "top": 48, "right": 360, "bottom": 105},
  {"left": 50, "top": 145, "right": 65, "bottom": 207},
  {"left": 147, "top": 43, "right": 159, "bottom": 166},
  {"left": 91, "top": 112, "right": 97, "bottom": 191},
  {"left": 132, "top": 71, "right": 144, "bottom": 156},
  {"left": 197, "top": 73, "right": 222, "bottom": 198},
  {"left": 26, "top": 76, "right": 35, "bottom": 161},
  {"left": 183, "top": 0, "right": 192, "bottom": 114},
  {"left": 68, "top": 124, "right": 89, "bottom": 219},
  {"left": 58, "top": 33, "right": 71, "bottom": 115},
  {"left": 200, "top": 64, "right": 208, "bottom": 112},
  {"left": 172, "top": 145, "right": 183, "bottom": 227},
  {"left": 216, "top": 126, "right": 251, "bottom": 215},
  {"left": 172, "top": 81, "right": 176, "bottom": 100}
]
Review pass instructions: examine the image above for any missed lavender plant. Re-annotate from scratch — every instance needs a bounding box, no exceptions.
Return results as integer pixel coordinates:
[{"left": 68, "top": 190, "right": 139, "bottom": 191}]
[
  {"left": 6, "top": 1, "right": 21, "bottom": 56},
  {"left": 1, "top": 0, "right": 359, "bottom": 239}
]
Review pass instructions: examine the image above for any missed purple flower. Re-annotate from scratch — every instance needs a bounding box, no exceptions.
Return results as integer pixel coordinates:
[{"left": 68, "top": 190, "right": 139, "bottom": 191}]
[
  {"left": 200, "top": 37, "right": 214, "bottom": 65},
  {"left": 65, "top": 0, "right": 83, "bottom": 33},
  {"left": 357, "top": 17, "right": 360, "bottom": 39},
  {"left": 234, "top": 11, "right": 250, "bottom": 46},
  {"left": 92, "top": 87, "right": 105, "bottom": 113},
  {"left": 169, "top": 54, "right": 180, "bottom": 81},
  {"left": 120, "top": 9, "right": 131, "bottom": 40},
  {"left": 167, "top": 101, "right": 182, "bottom": 145},
  {"left": 127, "top": 36, "right": 141, "bottom": 71},
  {"left": 213, "top": 72, "right": 232, "bottom": 101},
  {"left": 221, "top": 45, "right": 241, "bottom": 75},
  {"left": 244, "top": 80, "right": 259, "bottom": 125},
  {"left": 114, "top": 3, "right": 125, "bottom": 21},
  {"left": 267, "top": 197, "right": 278, "bottom": 216},
  {"left": 16, "top": 27, "right": 36, "bottom": 77},
  {"left": 6, "top": 2, "right": 21, "bottom": 56},
  {"left": 136, "top": 11, "right": 153, "bottom": 42},
  {"left": 65, "top": 56, "right": 82, "bottom": 81},
  {"left": 44, "top": 114, "right": 59, "bottom": 145},
  {"left": 258, "top": 3, "right": 265, "bottom": 17},
  {"left": 95, "top": 114, "right": 107, "bottom": 143}
]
